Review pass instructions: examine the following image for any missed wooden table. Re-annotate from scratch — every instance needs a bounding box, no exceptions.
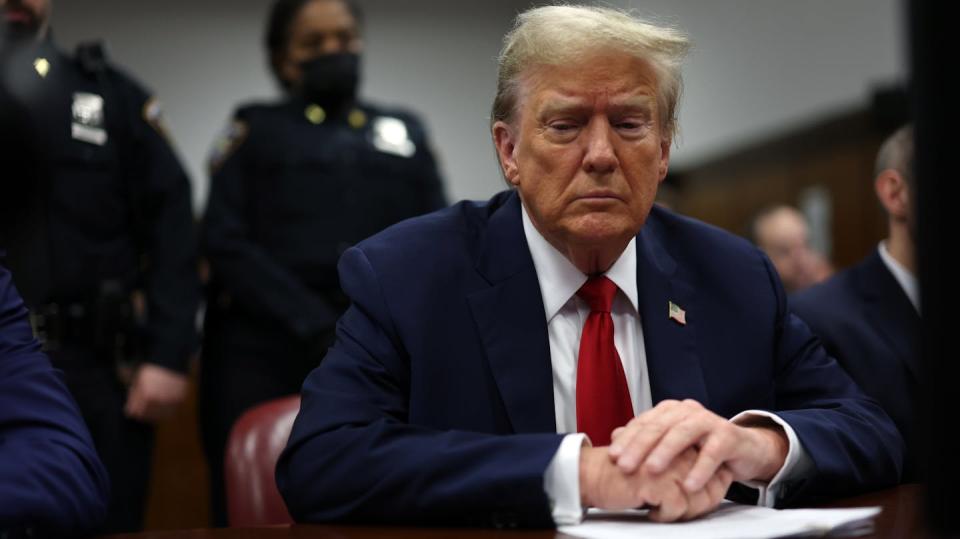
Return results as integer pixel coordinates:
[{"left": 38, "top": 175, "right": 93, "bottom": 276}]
[
  {"left": 817, "top": 483, "right": 927, "bottom": 539},
  {"left": 100, "top": 484, "right": 928, "bottom": 539}
]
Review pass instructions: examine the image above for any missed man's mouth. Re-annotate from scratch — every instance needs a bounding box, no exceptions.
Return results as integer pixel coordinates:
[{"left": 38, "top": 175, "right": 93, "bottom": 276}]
[
  {"left": 3, "top": 8, "right": 36, "bottom": 27},
  {"left": 577, "top": 190, "right": 621, "bottom": 202}
]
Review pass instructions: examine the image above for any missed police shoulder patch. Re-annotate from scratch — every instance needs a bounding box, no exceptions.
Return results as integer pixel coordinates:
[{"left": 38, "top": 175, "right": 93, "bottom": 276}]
[
  {"left": 142, "top": 96, "right": 171, "bottom": 138},
  {"left": 208, "top": 119, "right": 249, "bottom": 174}
]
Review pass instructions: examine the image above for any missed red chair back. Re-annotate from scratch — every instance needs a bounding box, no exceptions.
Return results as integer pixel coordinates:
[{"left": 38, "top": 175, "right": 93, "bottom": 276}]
[{"left": 225, "top": 395, "right": 301, "bottom": 526}]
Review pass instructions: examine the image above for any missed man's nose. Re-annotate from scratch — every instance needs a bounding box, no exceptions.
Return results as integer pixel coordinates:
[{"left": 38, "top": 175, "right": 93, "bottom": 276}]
[{"left": 582, "top": 120, "right": 618, "bottom": 174}]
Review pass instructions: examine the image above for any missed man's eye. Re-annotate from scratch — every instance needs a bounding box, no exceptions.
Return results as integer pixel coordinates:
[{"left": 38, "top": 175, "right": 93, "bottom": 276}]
[
  {"left": 549, "top": 122, "right": 577, "bottom": 131},
  {"left": 615, "top": 120, "right": 652, "bottom": 136}
]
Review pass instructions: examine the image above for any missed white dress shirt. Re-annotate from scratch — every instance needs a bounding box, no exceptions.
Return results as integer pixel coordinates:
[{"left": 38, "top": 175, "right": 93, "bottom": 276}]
[
  {"left": 878, "top": 241, "right": 920, "bottom": 313},
  {"left": 521, "top": 207, "right": 809, "bottom": 525}
]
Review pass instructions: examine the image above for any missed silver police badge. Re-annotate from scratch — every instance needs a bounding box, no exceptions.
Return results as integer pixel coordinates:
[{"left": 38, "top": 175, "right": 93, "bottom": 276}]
[
  {"left": 71, "top": 92, "right": 107, "bottom": 145},
  {"left": 371, "top": 116, "right": 415, "bottom": 158}
]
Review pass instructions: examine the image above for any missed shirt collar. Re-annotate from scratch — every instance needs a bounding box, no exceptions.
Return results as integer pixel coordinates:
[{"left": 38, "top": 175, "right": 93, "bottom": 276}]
[
  {"left": 521, "top": 204, "right": 639, "bottom": 321},
  {"left": 878, "top": 241, "right": 920, "bottom": 313}
]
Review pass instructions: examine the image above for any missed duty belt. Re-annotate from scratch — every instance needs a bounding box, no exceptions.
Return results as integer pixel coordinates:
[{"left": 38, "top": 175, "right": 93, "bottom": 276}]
[{"left": 28, "top": 301, "right": 113, "bottom": 352}]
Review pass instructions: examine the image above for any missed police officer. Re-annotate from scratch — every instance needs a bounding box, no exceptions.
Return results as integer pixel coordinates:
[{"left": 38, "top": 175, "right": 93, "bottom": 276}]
[
  {"left": 201, "top": 0, "right": 446, "bottom": 526},
  {"left": 1, "top": 0, "right": 200, "bottom": 533}
]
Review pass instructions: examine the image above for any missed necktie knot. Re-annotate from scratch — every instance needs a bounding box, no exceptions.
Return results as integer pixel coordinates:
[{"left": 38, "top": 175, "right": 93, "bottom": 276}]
[{"left": 577, "top": 275, "right": 617, "bottom": 313}]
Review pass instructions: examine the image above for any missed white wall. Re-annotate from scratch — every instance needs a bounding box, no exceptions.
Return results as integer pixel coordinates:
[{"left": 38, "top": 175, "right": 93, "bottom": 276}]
[{"left": 51, "top": 0, "right": 906, "bottom": 212}]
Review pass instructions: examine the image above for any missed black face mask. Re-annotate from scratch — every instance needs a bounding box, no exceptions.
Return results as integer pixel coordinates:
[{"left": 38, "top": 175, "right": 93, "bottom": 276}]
[{"left": 298, "top": 52, "right": 360, "bottom": 109}]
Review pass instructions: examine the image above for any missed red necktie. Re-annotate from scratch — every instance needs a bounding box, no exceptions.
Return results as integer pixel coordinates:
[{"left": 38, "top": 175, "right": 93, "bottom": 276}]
[{"left": 576, "top": 276, "right": 634, "bottom": 446}]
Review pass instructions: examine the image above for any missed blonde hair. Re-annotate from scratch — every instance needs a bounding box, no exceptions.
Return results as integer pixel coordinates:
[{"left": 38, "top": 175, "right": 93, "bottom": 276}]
[{"left": 491, "top": 4, "right": 690, "bottom": 141}]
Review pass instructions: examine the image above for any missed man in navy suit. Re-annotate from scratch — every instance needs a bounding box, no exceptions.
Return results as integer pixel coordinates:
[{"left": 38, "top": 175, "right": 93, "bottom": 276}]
[
  {"left": 792, "top": 125, "right": 920, "bottom": 481},
  {"left": 1, "top": 257, "right": 110, "bottom": 536},
  {"left": 277, "top": 5, "right": 902, "bottom": 527}
]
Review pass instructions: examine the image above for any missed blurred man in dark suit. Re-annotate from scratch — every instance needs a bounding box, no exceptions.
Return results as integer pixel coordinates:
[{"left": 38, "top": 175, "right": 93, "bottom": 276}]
[{"left": 792, "top": 125, "right": 920, "bottom": 481}]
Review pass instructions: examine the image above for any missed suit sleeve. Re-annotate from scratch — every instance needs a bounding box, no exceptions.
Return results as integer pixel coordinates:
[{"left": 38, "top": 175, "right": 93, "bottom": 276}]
[
  {"left": 276, "top": 246, "right": 564, "bottom": 527},
  {"left": 762, "top": 255, "right": 904, "bottom": 503},
  {"left": 0, "top": 263, "right": 110, "bottom": 536},
  {"left": 118, "top": 74, "right": 201, "bottom": 373},
  {"left": 201, "top": 111, "right": 341, "bottom": 342}
]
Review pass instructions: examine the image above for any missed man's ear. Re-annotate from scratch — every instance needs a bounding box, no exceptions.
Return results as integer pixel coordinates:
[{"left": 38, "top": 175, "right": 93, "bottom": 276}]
[
  {"left": 657, "top": 137, "right": 672, "bottom": 182},
  {"left": 492, "top": 121, "right": 520, "bottom": 186},
  {"left": 875, "top": 169, "right": 909, "bottom": 220}
]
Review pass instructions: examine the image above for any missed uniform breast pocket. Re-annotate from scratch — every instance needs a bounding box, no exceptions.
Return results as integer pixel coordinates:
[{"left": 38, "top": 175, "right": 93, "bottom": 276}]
[
  {"left": 58, "top": 139, "right": 118, "bottom": 173},
  {"left": 251, "top": 155, "right": 346, "bottom": 222},
  {"left": 53, "top": 142, "right": 126, "bottom": 236}
]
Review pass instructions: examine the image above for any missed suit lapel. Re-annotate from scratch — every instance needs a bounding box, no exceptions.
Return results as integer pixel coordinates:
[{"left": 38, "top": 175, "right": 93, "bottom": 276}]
[
  {"left": 856, "top": 251, "right": 922, "bottom": 381},
  {"left": 635, "top": 213, "right": 708, "bottom": 405},
  {"left": 467, "top": 193, "right": 556, "bottom": 433}
]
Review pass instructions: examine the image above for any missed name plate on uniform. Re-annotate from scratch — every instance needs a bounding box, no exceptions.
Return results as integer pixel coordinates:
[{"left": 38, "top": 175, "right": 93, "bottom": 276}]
[{"left": 71, "top": 92, "right": 108, "bottom": 145}]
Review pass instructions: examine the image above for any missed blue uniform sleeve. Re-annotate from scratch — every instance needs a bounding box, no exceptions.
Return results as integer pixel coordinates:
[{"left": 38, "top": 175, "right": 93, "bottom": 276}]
[
  {"left": 112, "top": 70, "right": 201, "bottom": 373},
  {"left": 275, "top": 246, "right": 563, "bottom": 527},
  {"left": 0, "top": 262, "right": 110, "bottom": 536}
]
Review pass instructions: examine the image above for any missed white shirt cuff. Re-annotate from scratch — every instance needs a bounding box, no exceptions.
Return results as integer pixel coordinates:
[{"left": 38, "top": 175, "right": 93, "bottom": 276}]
[
  {"left": 730, "top": 410, "right": 813, "bottom": 507},
  {"left": 543, "top": 433, "right": 589, "bottom": 525}
]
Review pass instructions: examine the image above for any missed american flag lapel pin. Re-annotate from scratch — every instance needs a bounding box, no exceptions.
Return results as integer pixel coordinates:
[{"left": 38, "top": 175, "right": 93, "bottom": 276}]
[{"left": 668, "top": 301, "right": 686, "bottom": 326}]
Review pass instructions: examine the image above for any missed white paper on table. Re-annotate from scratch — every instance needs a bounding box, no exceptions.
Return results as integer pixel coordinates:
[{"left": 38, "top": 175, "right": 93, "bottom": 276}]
[{"left": 558, "top": 502, "right": 881, "bottom": 539}]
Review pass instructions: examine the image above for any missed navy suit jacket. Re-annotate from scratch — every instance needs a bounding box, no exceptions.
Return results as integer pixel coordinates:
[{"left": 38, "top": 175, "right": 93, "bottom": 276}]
[
  {"left": 0, "top": 258, "right": 110, "bottom": 535},
  {"left": 792, "top": 250, "right": 920, "bottom": 481},
  {"left": 277, "top": 191, "right": 903, "bottom": 527}
]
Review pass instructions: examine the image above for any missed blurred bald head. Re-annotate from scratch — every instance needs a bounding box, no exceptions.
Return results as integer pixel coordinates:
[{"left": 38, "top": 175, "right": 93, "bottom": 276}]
[
  {"left": 751, "top": 205, "right": 831, "bottom": 293},
  {"left": 875, "top": 125, "right": 914, "bottom": 189},
  {"left": 873, "top": 125, "right": 916, "bottom": 271}
]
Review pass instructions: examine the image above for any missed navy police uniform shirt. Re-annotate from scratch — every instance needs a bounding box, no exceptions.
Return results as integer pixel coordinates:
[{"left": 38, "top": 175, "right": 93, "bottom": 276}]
[
  {"left": 0, "top": 38, "right": 200, "bottom": 372},
  {"left": 203, "top": 97, "right": 447, "bottom": 345}
]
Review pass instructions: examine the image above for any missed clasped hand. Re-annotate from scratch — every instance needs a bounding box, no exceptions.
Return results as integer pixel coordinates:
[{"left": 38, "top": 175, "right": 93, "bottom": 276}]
[{"left": 579, "top": 399, "right": 788, "bottom": 522}]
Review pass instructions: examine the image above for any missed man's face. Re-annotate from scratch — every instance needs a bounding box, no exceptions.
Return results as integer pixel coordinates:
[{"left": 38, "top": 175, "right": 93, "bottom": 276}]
[
  {"left": 755, "top": 208, "right": 821, "bottom": 292},
  {"left": 279, "top": 0, "right": 362, "bottom": 86},
  {"left": 493, "top": 50, "right": 671, "bottom": 256},
  {"left": 1, "top": 0, "right": 49, "bottom": 41}
]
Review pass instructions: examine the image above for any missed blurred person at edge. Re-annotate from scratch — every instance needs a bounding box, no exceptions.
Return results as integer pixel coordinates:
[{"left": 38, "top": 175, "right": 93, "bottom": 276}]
[
  {"left": 0, "top": 0, "right": 201, "bottom": 533},
  {"left": 793, "top": 126, "right": 921, "bottom": 481},
  {"left": 0, "top": 259, "right": 111, "bottom": 537},
  {"left": 200, "top": 0, "right": 446, "bottom": 526}
]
